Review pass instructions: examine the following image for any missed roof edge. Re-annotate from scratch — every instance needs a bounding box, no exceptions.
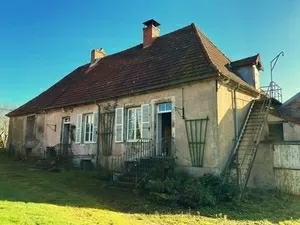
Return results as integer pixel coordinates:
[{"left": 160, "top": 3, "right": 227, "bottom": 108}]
[
  {"left": 191, "top": 23, "right": 221, "bottom": 75},
  {"left": 9, "top": 73, "right": 218, "bottom": 117}
]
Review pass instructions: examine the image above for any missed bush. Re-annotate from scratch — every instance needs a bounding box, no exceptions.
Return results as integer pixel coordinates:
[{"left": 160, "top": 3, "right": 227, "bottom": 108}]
[{"left": 144, "top": 173, "right": 239, "bottom": 208}]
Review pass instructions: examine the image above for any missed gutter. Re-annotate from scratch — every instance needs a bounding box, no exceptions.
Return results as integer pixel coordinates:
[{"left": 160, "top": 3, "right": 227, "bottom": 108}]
[{"left": 233, "top": 84, "right": 240, "bottom": 144}]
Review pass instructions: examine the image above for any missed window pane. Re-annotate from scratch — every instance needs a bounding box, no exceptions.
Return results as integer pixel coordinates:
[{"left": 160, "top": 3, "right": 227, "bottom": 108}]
[
  {"left": 165, "top": 103, "right": 172, "bottom": 111},
  {"left": 158, "top": 104, "right": 165, "bottom": 112},
  {"left": 136, "top": 109, "right": 141, "bottom": 139},
  {"left": 84, "top": 114, "right": 93, "bottom": 142},
  {"left": 127, "top": 109, "right": 135, "bottom": 140},
  {"left": 90, "top": 124, "right": 93, "bottom": 141},
  {"left": 128, "top": 129, "right": 135, "bottom": 140}
]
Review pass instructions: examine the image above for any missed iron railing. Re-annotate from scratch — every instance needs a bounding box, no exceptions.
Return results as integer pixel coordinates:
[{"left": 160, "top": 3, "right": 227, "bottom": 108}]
[
  {"left": 222, "top": 100, "right": 255, "bottom": 180},
  {"left": 261, "top": 81, "right": 282, "bottom": 102},
  {"left": 110, "top": 137, "right": 175, "bottom": 174},
  {"left": 239, "top": 97, "right": 272, "bottom": 193}
]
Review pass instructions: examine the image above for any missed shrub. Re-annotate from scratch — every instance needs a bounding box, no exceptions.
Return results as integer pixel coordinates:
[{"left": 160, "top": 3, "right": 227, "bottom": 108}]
[{"left": 144, "top": 173, "right": 239, "bottom": 208}]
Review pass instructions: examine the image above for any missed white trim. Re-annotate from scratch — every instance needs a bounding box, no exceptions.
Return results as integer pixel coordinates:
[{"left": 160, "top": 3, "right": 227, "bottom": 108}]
[{"left": 83, "top": 113, "right": 94, "bottom": 143}]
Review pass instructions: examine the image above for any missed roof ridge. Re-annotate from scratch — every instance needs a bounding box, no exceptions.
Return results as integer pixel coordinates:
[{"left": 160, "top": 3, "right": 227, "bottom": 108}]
[
  {"left": 95, "top": 24, "right": 194, "bottom": 61},
  {"left": 193, "top": 23, "right": 232, "bottom": 63},
  {"left": 191, "top": 23, "right": 219, "bottom": 74}
]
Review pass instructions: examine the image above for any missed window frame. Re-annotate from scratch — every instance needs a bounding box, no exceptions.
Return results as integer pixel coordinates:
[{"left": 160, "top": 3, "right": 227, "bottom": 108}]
[
  {"left": 126, "top": 107, "right": 142, "bottom": 142},
  {"left": 83, "top": 113, "right": 94, "bottom": 143}
]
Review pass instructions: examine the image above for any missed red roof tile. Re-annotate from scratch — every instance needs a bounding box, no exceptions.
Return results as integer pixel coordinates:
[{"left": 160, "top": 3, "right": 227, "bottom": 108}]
[{"left": 7, "top": 23, "right": 259, "bottom": 117}]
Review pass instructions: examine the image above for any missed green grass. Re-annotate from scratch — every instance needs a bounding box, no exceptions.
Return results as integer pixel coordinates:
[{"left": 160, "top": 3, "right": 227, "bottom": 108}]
[{"left": 0, "top": 153, "right": 300, "bottom": 225}]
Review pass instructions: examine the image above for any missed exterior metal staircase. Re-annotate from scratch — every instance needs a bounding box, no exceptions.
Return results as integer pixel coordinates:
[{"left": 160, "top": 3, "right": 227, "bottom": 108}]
[
  {"left": 111, "top": 137, "right": 175, "bottom": 188},
  {"left": 223, "top": 96, "right": 272, "bottom": 197}
]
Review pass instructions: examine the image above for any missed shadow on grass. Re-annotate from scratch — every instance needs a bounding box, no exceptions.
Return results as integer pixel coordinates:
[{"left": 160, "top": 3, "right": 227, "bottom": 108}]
[{"left": 0, "top": 151, "right": 299, "bottom": 223}]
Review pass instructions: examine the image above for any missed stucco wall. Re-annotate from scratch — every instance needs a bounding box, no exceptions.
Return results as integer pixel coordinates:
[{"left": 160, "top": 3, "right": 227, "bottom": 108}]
[
  {"left": 247, "top": 143, "right": 276, "bottom": 189},
  {"left": 107, "top": 80, "right": 218, "bottom": 173},
  {"left": 217, "top": 82, "right": 255, "bottom": 170},
  {"left": 8, "top": 80, "right": 219, "bottom": 172},
  {"left": 44, "top": 104, "right": 98, "bottom": 156},
  {"left": 7, "top": 114, "right": 46, "bottom": 157},
  {"left": 7, "top": 116, "right": 24, "bottom": 155},
  {"left": 253, "top": 66, "right": 260, "bottom": 90}
]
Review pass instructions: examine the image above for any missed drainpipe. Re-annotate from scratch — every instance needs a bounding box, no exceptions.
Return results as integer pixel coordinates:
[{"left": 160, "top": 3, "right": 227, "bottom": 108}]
[
  {"left": 96, "top": 103, "right": 101, "bottom": 168},
  {"left": 233, "top": 84, "right": 240, "bottom": 144}
]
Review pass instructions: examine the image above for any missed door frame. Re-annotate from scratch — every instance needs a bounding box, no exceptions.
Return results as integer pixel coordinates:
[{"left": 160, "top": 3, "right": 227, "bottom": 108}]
[
  {"left": 60, "top": 116, "right": 71, "bottom": 156},
  {"left": 156, "top": 103, "right": 172, "bottom": 156}
]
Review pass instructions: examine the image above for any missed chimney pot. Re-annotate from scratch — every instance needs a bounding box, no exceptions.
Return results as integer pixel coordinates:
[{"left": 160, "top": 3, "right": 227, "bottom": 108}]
[
  {"left": 91, "top": 48, "right": 106, "bottom": 63},
  {"left": 143, "top": 19, "right": 160, "bottom": 48}
]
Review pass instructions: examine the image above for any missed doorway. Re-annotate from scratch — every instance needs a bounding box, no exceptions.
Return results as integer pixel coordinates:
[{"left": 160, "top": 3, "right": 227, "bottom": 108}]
[
  {"left": 156, "top": 103, "right": 172, "bottom": 156},
  {"left": 61, "top": 117, "right": 71, "bottom": 156}
]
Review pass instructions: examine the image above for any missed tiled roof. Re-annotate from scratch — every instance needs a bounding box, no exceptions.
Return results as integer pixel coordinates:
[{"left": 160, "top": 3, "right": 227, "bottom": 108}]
[
  {"left": 277, "top": 92, "right": 300, "bottom": 124},
  {"left": 7, "top": 23, "right": 259, "bottom": 117},
  {"left": 230, "top": 54, "right": 264, "bottom": 71}
]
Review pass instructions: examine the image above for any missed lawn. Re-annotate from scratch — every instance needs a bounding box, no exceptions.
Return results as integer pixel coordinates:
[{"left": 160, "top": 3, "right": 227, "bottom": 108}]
[{"left": 0, "top": 152, "right": 300, "bottom": 225}]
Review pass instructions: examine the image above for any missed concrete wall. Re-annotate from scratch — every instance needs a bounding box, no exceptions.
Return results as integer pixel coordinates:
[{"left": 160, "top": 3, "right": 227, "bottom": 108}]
[{"left": 217, "top": 82, "right": 255, "bottom": 170}]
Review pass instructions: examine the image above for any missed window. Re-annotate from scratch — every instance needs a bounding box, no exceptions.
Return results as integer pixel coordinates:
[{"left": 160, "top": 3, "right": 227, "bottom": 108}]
[
  {"left": 84, "top": 114, "right": 94, "bottom": 143},
  {"left": 268, "top": 123, "right": 284, "bottom": 141},
  {"left": 75, "top": 112, "right": 98, "bottom": 144},
  {"left": 157, "top": 103, "right": 172, "bottom": 113},
  {"left": 25, "top": 115, "right": 35, "bottom": 141},
  {"left": 127, "top": 108, "right": 141, "bottom": 141},
  {"left": 114, "top": 104, "right": 151, "bottom": 143}
]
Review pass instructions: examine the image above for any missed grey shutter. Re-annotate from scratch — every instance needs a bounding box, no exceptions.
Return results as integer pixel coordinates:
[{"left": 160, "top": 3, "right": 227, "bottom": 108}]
[
  {"left": 141, "top": 104, "right": 151, "bottom": 139},
  {"left": 115, "top": 107, "right": 124, "bottom": 143},
  {"left": 75, "top": 114, "right": 82, "bottom": 144}
]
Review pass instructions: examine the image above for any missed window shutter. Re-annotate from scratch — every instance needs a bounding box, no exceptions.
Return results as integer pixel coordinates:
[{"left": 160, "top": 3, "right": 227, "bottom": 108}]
[
  {"left": 76, "top": 114, "right": 82, "bottom": 144},
  {"left": 141, "top": 104, "right": 151, "bottom": 139},
  {"left": 115, "top": 107, "right": 124, "bottom": 143},
  {"left": 92, "top": 112, "right": 98, "bottom": 143}
]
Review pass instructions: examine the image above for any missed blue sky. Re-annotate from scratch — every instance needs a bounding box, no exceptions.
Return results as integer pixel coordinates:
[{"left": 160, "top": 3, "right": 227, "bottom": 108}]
[{"left": 0, "top": 0, "right": 300, "bottom": 107}]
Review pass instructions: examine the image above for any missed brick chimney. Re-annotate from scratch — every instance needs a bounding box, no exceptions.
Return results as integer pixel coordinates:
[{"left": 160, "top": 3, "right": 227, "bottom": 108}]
[
  {"left": 143, "top": 19, "right": 160, "bottom": 48},
  {"left": 91, "top": 48, "right": 106, "bottom": 63}
]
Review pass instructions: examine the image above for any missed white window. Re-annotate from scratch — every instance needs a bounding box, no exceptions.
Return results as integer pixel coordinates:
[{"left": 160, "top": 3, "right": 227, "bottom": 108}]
[
  {"left": 75, "top": 112, "right": 98, "bottom": 144},
  {"left": 84, "top": 114, "right": 94, "bottom": 143},
  {"left": 127, "top": 108, "right": 141, "bottom": 141}
]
